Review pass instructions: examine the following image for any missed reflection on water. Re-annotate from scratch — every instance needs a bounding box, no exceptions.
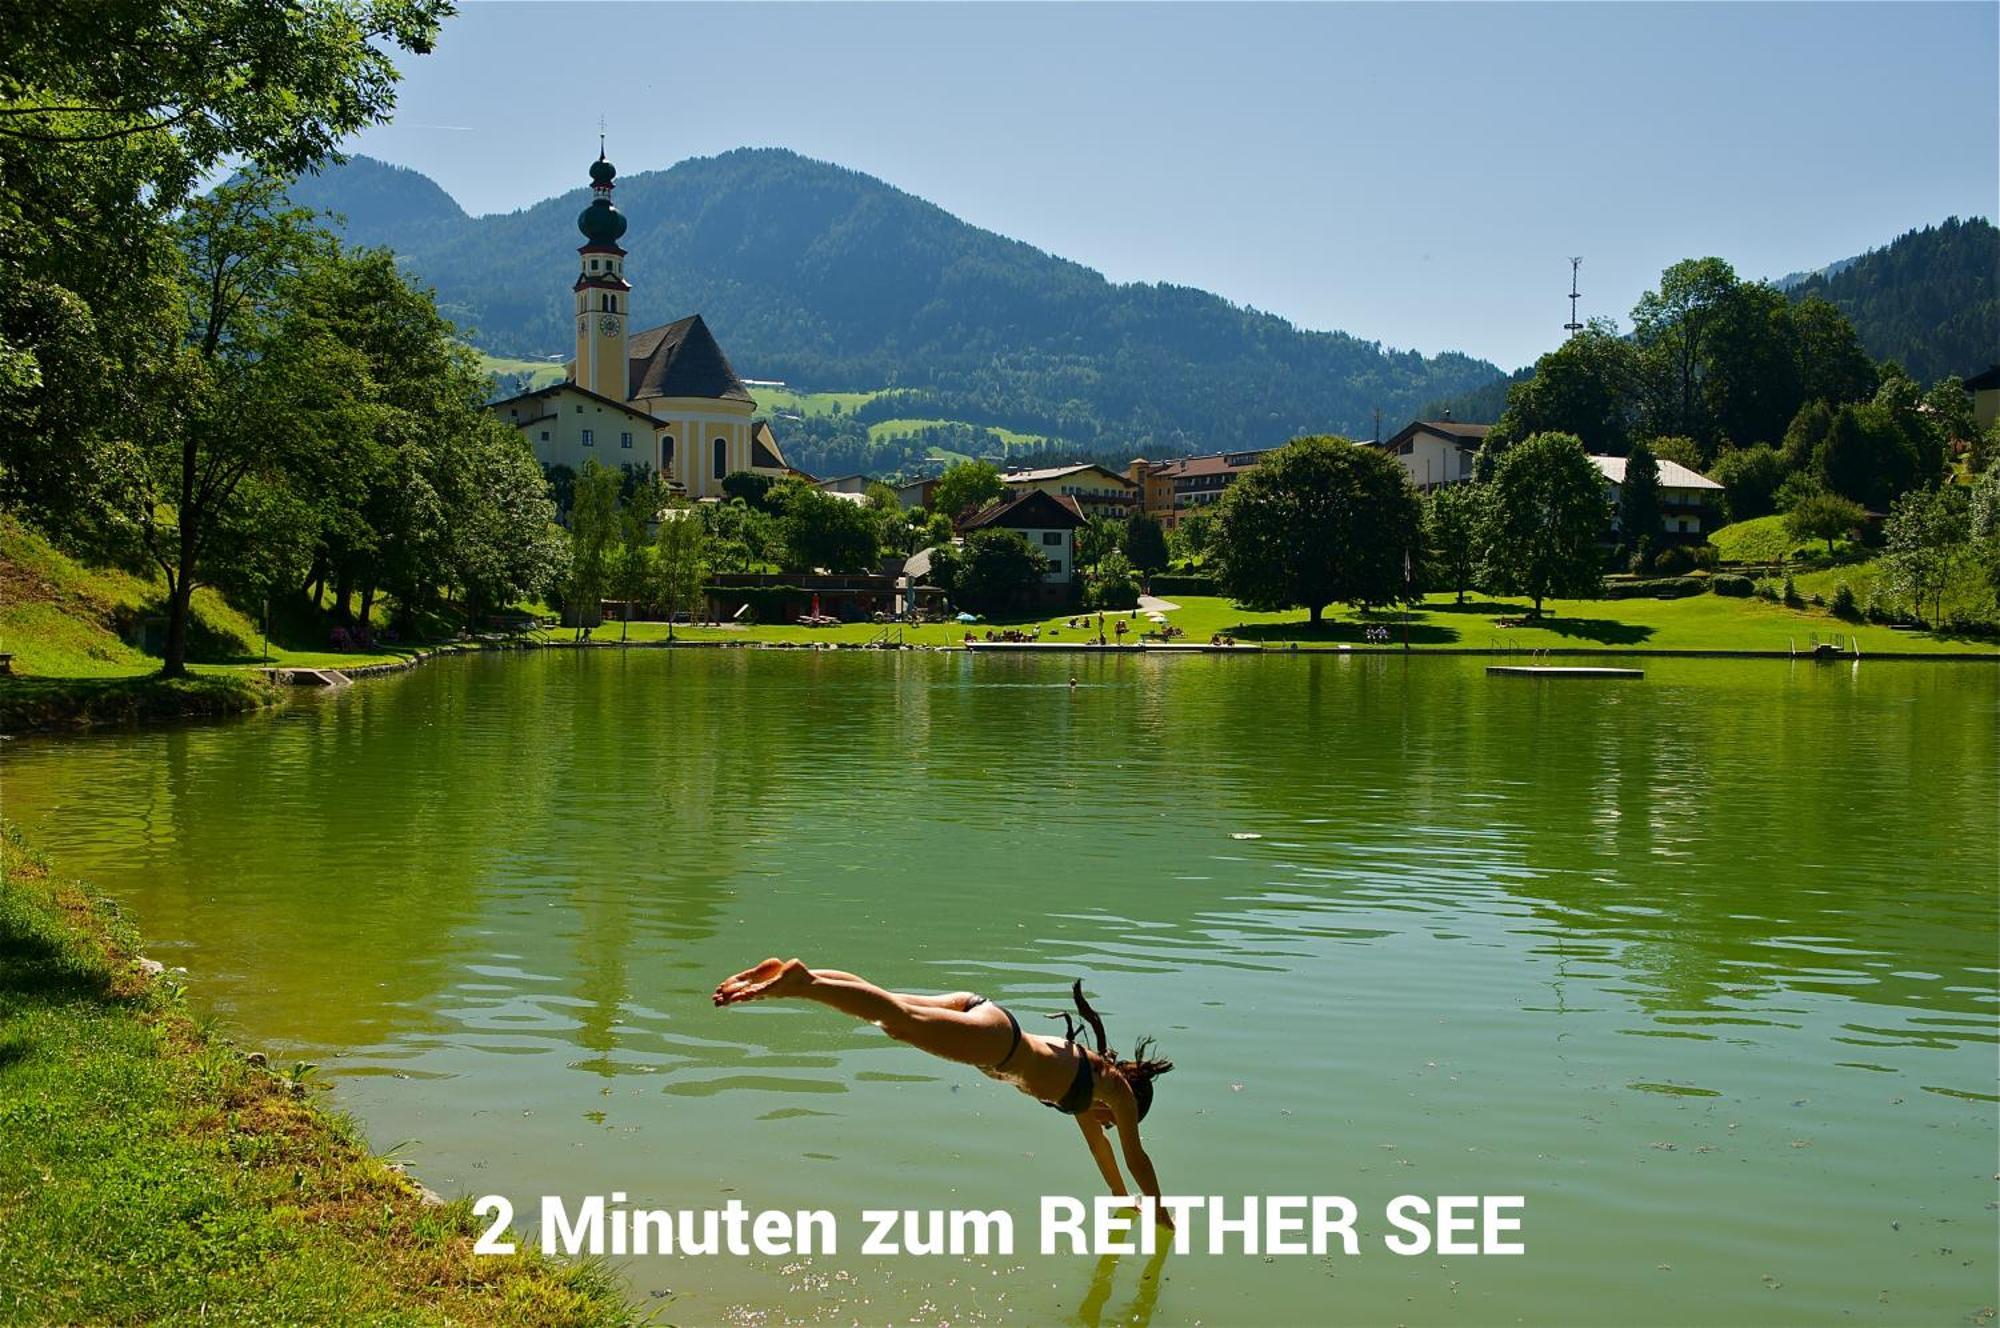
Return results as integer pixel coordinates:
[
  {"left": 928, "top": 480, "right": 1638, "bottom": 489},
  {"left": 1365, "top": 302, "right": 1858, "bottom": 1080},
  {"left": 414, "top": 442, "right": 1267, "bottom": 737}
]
[{"left": 3, "top": 651, "right": 1995, "bottom": 1325}]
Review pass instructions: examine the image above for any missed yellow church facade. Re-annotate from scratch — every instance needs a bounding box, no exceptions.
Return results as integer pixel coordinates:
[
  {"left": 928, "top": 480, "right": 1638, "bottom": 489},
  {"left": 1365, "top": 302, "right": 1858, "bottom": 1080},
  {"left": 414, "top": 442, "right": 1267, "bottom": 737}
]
[{"left": 491, "top": 147, "right": 798, "bottom": 498}]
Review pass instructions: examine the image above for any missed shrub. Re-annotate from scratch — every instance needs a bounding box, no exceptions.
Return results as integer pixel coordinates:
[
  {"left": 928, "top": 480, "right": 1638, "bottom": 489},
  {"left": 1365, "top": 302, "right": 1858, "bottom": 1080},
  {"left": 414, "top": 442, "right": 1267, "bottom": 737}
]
[
  {"left": 1710, "top": 574, "right": 1754, "bottom": 597},
  {"left": 1754, "top": 578, "right": 1781, "bottom": 601},
  {"left": 1830, "top": 582, "right": 1858, "bottom": 619},
  {"left": 1690, "top": 545, "right": 1719, "bottom": 572},
  {"left": 1940, "top": 611, "right": 2000, "bottom": 640},
  {"left": 1604, "top": 576, "right": 1705, "bottom": 599},
  {"left": 1652, "top": 544, "right": 1696, "bottom": 575},
  {"left": 1083, "top": 549, "right": 1141, "bottom": 610},
  {"left": 1782, "top": 574, "right": 1803, "bottom": 608},
  {"left": 1146, "top": 573, "right": 1220, "bottom": 597}
]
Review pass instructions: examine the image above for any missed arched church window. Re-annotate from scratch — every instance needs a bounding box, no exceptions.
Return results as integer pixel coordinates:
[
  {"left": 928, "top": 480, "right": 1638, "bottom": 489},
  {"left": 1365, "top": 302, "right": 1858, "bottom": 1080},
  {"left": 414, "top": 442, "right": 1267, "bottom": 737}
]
[
  {"left": 662, "top": 433, "right": 674, "bottom": 465},
  {"left": 713, "top": 438, "right": 727, "bottom": 479}
]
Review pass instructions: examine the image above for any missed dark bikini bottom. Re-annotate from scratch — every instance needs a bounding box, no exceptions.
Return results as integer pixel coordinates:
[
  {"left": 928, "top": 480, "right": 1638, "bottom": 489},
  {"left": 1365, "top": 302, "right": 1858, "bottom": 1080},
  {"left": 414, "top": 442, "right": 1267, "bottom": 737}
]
[{"left": 967, "top": 995, "right": 1093, "bottom": 1114}]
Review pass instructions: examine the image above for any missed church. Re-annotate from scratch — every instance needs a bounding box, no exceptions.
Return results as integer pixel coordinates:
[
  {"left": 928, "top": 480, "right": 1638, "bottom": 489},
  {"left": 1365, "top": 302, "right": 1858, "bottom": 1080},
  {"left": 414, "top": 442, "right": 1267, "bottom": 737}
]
[{"left": 490, "top": 146, "right": 799, "bottom": 498}]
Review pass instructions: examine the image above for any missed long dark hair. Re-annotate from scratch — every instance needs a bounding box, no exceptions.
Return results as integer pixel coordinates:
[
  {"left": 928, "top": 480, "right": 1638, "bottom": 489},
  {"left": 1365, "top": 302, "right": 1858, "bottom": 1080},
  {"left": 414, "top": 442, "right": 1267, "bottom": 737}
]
[{"left": 1070, "top": 981, "right": 1174, "bottom": 1122}]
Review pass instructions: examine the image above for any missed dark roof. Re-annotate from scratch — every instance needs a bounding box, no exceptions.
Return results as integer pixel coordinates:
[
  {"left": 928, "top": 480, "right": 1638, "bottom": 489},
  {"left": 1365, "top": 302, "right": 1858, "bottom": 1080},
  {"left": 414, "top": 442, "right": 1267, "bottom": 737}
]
[
  {"left": 490, "top": 380, "right": 660, "bottom": 428},
  {"left": 1963, "top": 365, "right": 2000, "bottom": 391},
  {"left": 627, "top": 314, "right": 753, "bottom": 403},
  {"left": 961, "top": 488, "right": 1086, "bottom": 532},
  {"left": 1381, "top": 419, "right": 1492, "bottom": 451},
  {"left": 750, "top": 420, "right": 789, "bottom": 471}
]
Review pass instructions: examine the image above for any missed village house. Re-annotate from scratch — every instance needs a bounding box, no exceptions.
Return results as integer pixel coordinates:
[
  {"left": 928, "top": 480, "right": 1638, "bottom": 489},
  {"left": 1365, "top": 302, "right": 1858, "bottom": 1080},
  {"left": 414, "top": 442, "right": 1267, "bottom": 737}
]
[
  {"left": 959, "top": 489, "right": 1086, "bottom": 600},
  {"left": 1000, "top": 463, "right": 1137, "bottom": 520},
  {"left": 1378, "top": 418, "right": 1490, "bottom": 491},
  {"left": 1592, "top": 455, "right": 1722, "bottom": 539},
  {"left": 1127, "top": 449, "right": 1272, "bottom": 528},
  {"left": 1964, "top": 365, "right": 2000, "bottom": 430}
]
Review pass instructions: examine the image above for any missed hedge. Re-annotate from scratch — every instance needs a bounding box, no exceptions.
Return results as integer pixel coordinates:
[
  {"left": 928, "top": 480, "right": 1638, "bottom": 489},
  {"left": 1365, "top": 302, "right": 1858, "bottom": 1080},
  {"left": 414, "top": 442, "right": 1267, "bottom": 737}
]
[{"left": 1147, "top": 573, "right": 1220, "bottom": 597}]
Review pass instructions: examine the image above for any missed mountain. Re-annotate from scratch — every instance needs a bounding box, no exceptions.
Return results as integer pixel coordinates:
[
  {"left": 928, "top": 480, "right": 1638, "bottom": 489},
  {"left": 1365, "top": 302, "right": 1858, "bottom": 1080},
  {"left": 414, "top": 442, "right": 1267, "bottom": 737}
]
[
  {"left": 1785, "top": 217, "right": 1998, "bottom": 384},
  {"left": 285, "top": 150, "right": 1502, "bottom": 466},
  {"left": 1771, "top": 255, "right": 1859, "bottom": 291}
]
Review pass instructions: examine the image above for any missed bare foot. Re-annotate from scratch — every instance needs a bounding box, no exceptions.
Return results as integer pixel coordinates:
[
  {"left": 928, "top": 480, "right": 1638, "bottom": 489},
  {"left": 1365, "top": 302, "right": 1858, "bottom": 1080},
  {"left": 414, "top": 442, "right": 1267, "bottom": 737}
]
[{"left": 714, "top": 958, "right": 809, "bottom": 1006}]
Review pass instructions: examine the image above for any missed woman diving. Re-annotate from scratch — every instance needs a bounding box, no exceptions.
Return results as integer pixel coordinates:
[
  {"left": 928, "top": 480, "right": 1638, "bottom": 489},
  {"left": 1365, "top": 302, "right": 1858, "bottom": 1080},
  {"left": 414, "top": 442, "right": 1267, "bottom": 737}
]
[{"left": 713, "top": 959, "right": 1174, "bottom": 1217}]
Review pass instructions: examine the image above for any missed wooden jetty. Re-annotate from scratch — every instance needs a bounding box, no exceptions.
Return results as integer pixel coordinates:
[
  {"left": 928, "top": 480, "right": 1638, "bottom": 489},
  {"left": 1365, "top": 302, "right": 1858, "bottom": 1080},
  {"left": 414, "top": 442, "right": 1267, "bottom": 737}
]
[{"left": 1486, "top": 665, "right": 1642, "bottom": 679}]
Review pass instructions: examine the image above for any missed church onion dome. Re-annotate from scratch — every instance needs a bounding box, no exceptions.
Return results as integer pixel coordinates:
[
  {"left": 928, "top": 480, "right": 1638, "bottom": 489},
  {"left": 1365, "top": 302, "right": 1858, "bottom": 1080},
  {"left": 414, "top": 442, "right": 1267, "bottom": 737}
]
[
  {"left": 578, "top": 197, "right": 627, "bottom": 244},
  {"left": 589, "top": 155, "right": 617, "bottom": 186}
]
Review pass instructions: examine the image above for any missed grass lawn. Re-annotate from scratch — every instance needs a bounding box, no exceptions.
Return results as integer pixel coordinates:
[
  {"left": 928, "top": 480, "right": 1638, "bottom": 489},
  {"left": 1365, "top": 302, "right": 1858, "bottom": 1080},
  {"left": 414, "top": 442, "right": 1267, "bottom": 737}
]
[
  {"left": 477, "top": 351, "right": 565, "bottom": 391},
  {"left": 0, "top": 824, "right": 633, "bottom": 1325},
  {"left": 864, "top": 417, "right": 1051, "bottom": 449},
  {"left": 589, "top": 591, "right": 1995, "bottom": 656},
  {"left": 749, "top": 385, "right": 895, "bottom": 419}
]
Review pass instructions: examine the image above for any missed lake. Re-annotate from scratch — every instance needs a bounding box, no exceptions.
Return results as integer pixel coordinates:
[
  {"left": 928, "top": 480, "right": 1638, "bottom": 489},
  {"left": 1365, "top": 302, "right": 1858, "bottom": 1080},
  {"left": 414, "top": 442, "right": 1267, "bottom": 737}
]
[{"left": 4, "top": 650, "right": 1994, "bottom": 1325}]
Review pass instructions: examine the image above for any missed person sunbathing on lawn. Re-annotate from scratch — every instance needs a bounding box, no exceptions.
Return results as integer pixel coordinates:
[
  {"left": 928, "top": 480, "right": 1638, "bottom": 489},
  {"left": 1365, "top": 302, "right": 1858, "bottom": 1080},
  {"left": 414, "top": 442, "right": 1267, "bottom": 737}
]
[{"left": 714, "top": 960, "right": 1174, "bottom": 1219}]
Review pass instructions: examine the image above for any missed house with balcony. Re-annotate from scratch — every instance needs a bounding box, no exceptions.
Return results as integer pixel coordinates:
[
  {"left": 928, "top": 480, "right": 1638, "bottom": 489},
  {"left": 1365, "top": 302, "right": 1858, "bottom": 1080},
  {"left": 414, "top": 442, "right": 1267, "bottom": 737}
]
[
  {"left": 1001, "top": 463, "right": 1137, "bottom": 520},
  {"left": 1592, "top": 455, "right": 1722, "bottom": 539}
]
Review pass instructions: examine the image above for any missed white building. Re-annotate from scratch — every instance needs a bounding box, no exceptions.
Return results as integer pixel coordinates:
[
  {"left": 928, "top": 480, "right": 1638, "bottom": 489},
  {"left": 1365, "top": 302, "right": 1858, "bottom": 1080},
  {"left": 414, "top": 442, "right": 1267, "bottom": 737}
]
[
  {"left": 1592, "top": 455, "right": 1723, "bottom": 537},
  {"left": 1378, "top": 419, "right": 1490, "bottom": 491},
  {"left": 959, "top": 489, "right": 1086, "bottom": 591}
]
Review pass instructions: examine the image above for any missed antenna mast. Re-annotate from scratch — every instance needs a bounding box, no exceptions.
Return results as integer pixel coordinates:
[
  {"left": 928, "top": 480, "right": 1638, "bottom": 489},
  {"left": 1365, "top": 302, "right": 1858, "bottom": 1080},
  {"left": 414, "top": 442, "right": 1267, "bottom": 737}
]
[{"left": 1564, "top": 257, "right": 1583, "bottom": 337}]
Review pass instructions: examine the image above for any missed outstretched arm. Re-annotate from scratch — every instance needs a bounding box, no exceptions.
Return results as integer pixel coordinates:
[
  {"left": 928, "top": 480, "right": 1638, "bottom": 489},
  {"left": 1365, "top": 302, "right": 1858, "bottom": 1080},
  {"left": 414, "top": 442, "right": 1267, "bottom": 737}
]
[
  {"left": 1108, "top": 1078, "right": 1166, "bottom": 1212},
  {"left": 1076, "top": 1114, "right": 1127, "bottom": 1196}
]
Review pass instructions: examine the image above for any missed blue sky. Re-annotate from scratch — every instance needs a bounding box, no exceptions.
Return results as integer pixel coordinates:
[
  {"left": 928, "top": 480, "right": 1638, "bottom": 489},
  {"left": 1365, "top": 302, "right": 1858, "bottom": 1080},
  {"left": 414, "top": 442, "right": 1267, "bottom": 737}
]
[{"left": 347, "top": 2, "right": 1998, "bottom": 370}]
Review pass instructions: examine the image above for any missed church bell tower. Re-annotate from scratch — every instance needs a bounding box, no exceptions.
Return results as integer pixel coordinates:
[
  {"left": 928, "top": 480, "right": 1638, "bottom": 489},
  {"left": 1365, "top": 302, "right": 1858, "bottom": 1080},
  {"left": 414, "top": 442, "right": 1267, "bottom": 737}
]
[{"left": 572, "top": 142, "right": 630, "bottom": 400}]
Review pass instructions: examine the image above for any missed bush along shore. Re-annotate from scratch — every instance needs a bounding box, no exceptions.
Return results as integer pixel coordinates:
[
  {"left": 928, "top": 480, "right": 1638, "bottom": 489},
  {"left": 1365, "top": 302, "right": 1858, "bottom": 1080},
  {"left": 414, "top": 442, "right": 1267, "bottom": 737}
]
[
  {"left": 0, "top": 672, "right": 282, "bottom": 735},
  {"left": 0, "top": 823, "right": 638, "bottom": 1327}
]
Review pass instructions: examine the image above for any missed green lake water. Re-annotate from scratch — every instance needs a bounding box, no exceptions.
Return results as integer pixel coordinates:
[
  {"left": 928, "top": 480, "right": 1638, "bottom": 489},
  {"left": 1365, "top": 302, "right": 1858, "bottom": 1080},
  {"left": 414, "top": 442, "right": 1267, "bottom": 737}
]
[{"left": 3, "top": 650, "right": 1995, "bottom": 1326}]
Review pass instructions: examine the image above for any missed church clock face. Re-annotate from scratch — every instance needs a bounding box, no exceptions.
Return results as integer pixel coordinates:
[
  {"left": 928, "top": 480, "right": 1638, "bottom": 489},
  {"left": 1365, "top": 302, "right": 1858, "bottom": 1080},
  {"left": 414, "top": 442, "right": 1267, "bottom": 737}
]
[{"left": 598, "top": 314, "right": 619, "bottom": 336}]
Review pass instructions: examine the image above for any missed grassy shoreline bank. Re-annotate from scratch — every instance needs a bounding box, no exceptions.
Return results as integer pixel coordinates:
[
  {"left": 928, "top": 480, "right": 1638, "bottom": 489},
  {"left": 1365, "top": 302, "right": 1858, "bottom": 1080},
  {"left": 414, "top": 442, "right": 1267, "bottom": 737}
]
[
  {"left": 0, "top": 671, "right": 283, "bottom": 734},
  {"left": 0, "top": 824, "right": 637, "bottom": 1326}
]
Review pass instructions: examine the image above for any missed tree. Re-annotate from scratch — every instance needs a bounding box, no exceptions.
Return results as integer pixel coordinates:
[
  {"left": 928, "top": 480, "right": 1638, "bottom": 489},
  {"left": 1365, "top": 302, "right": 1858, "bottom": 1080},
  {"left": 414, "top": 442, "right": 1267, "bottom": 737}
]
[
  {"left": 1882, "top": 485, "right": 1969, "bottom": 626},
  {"left": 564, "top": 460, "right": 621, "bottom": 635},
  {"left": 1480, "top": 432, "right": 1608, "bottom": 617},
  {"left": 1167, "top": 506, "right": 1217, "bottom": 566},
  {"left": 124, "top": 175, "right": 351, "bottom": 676},
  {"left": 1702, "top": 280, "right": 1802, "bottom": 450},
  {"left": 1618, "top": 440, "right": 1663, "bottom": 554},
  {"left": 1632, "top": 258, "right": 1740, "bottom": 450},
  {"left": 930, "top": 528, "right": 1049, "bottom": 615},
  {"left": 1084, "top": 548, "right": 1141, "bottom": 610},
  {"left": 779, "top": 485, "right": 879, "bottom": 571},
  {"left": 1124, "top": 512, "right": 1169, "bottom": 574},
  {"left": 1424, "top": 483, "right": 1485, "bottom": 604},
  {"left": 1487, "top": 320, "right": 1638, "bottom": 456},
  {"left": 721, "top": 470, "right": 776, "bottom": 509},
  {"left": 1213, "top": 436, "right": 1423, "bottom": 625},
  {"left": 1814, "top": 403, "right": 1920, "bottom": 511},
  {"left": 611, "top": 480, "right": 660, "bottom": 640},
  {"left": 1780, "top": 400, "right": 1836, "bottom": 472},
  {"left": 1710, "top": 445, "right": 1790, "bottom": 523},
  {"left": 930, "top": 460, "right": 1004, "bottom": 520},
  {"left": 1789, "top": 297, "right": 1877, "bottom": 408},
  {"left": 1784, "top": 492, "right": 1866, "bottom": 556},
  {"left": 1076, "top": 515, "right": 1124, "bottom": 570},
  {"left": 0, "top": 1, "right": 447, "bottom": 200},
  {"left": 652, "top": 505, "right": 709, "bottom": 638},
  {"left": 0, "top": 0, "right": 446, "bottom": 555},
  {"left": 1969, "top": 466, "right": 2000, "bottom": 602}
]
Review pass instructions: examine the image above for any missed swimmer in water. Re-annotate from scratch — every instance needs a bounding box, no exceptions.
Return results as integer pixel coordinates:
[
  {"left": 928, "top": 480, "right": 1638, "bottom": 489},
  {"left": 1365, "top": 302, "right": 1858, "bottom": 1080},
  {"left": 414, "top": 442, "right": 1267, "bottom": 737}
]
[
  {"left": 1069, "top": 675, "right": 1079, "bottom": 690},
  {"left": 713, "top": 961, "right": 1174, "bottom": 1220}
]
